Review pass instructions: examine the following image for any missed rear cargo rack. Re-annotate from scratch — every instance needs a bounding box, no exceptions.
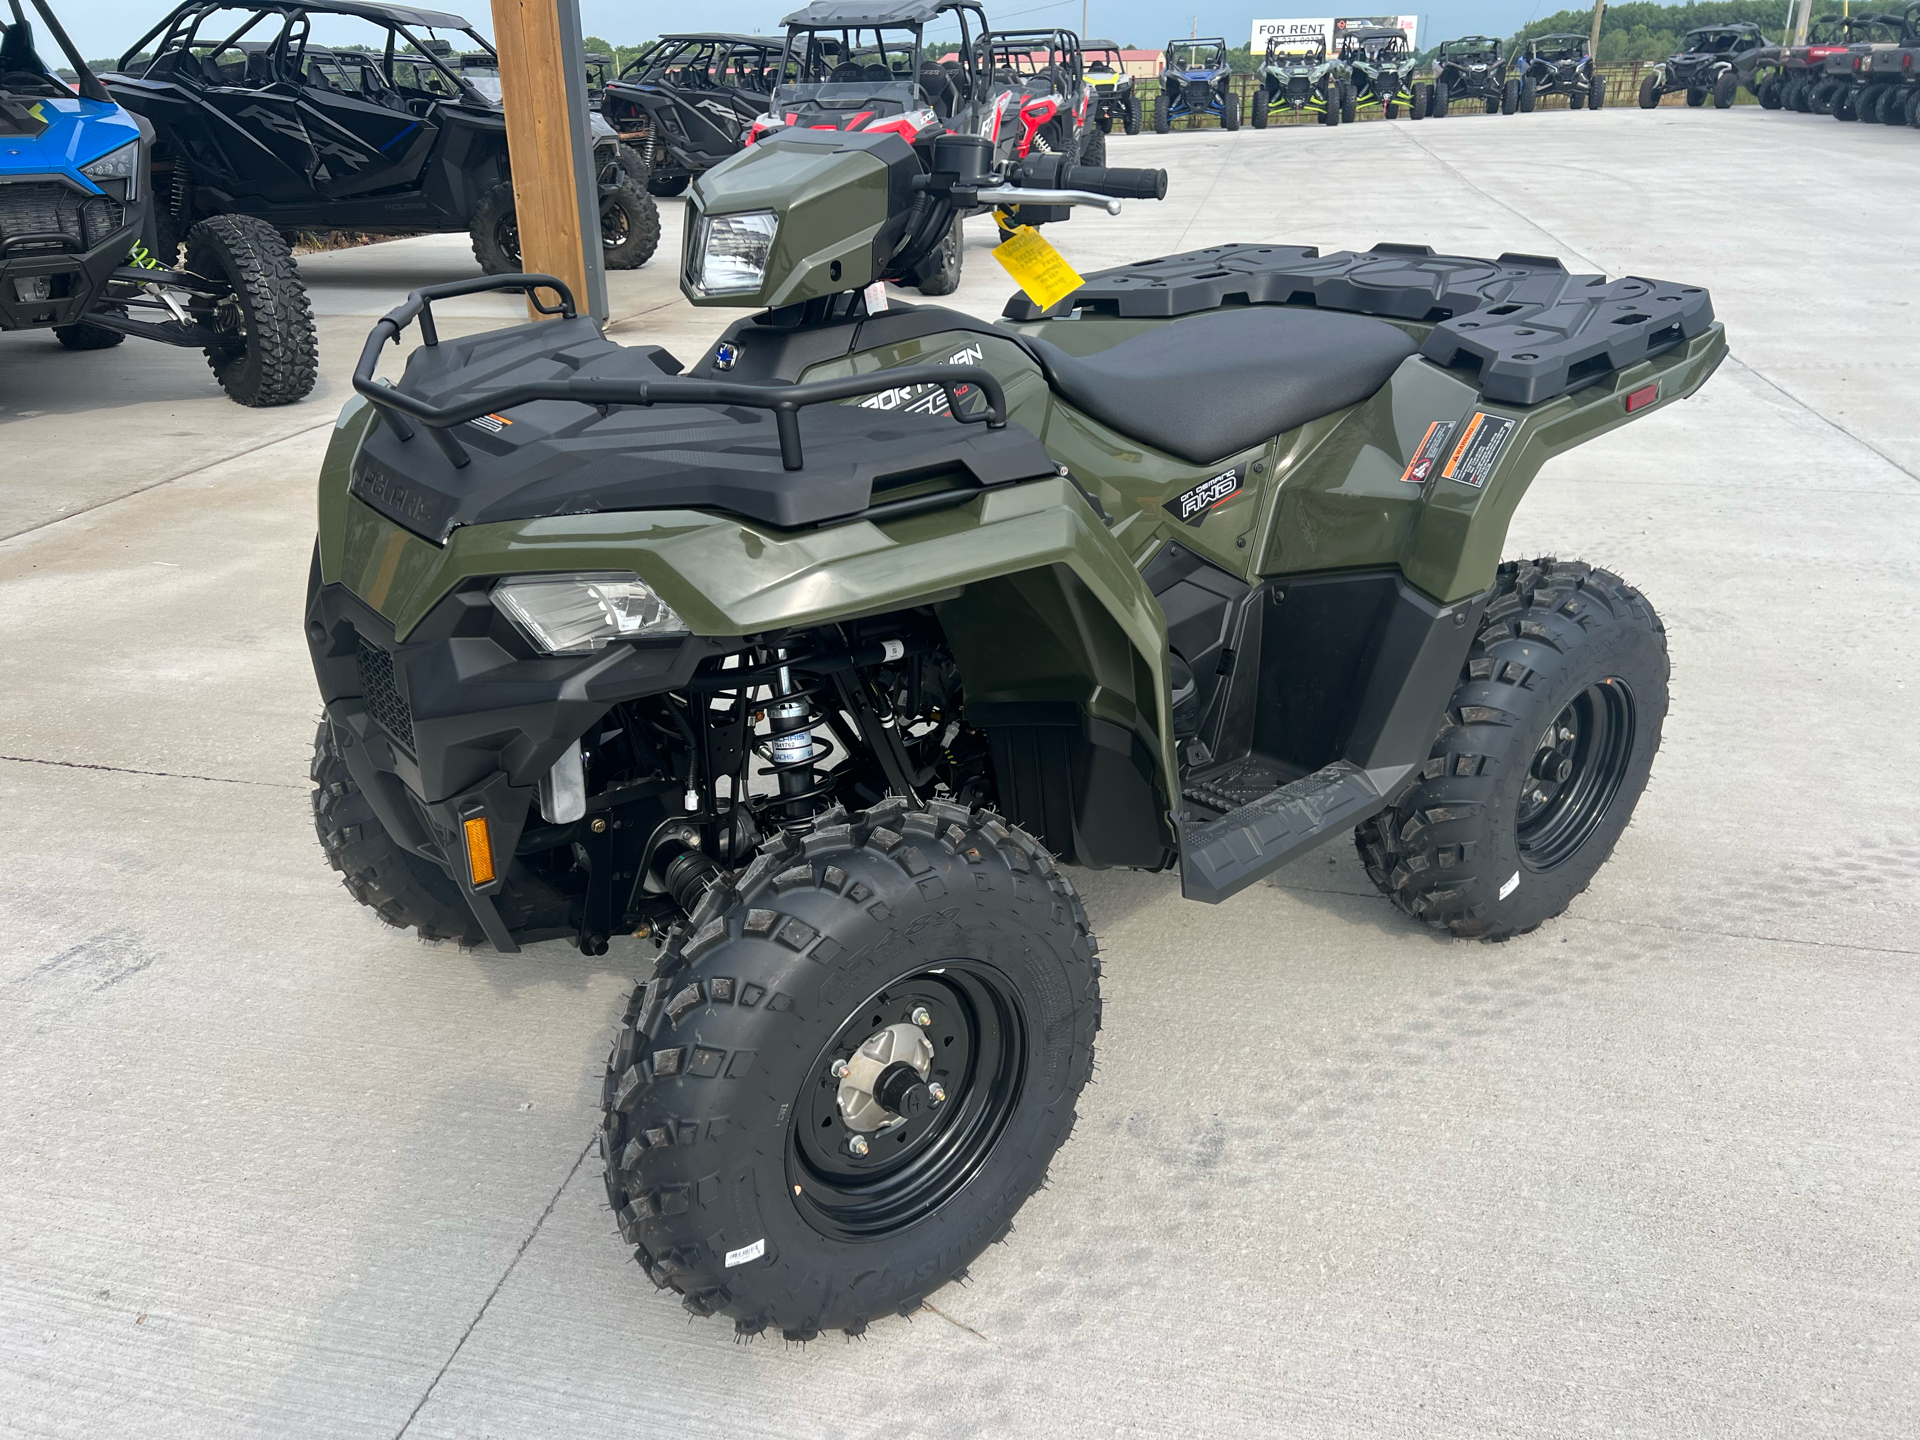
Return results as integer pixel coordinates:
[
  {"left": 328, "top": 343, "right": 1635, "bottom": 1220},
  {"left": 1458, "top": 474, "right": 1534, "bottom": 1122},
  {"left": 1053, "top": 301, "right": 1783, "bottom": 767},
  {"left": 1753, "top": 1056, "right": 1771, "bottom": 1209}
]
[
  {"left": 355, "top": 274, "right": 1009, "bottom": 471},
  {"left": 1003, "top": 243, "right": 1716, "bottom": 407}
]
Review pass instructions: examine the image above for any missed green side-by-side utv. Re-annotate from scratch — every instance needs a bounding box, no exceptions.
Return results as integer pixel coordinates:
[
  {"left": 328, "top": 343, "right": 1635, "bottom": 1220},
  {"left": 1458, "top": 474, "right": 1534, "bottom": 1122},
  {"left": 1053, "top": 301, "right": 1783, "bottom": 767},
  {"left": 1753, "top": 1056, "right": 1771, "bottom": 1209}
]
[{"left": 306, "top": 124, "right": 1725, "bottom": 1339}]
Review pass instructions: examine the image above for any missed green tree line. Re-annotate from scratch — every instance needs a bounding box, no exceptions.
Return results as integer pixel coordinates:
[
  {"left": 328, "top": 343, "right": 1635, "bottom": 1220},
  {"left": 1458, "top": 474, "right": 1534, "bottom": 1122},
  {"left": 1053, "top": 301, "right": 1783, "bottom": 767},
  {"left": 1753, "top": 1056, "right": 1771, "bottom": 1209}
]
[{"left": 1508, "top": 3, "right": 1801, "bottom": 62}]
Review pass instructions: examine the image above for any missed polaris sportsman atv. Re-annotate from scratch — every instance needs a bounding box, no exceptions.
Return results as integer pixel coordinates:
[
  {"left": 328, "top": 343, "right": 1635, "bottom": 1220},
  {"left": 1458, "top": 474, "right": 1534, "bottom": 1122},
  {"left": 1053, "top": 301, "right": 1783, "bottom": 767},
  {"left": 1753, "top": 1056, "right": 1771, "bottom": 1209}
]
[
  {"left": 306, "top": 114, "right": 1726, "bottom": 1338},
  {"left": 1250, "top": 34, "right": 1349, "bottom": 127},
  {"left": 1637, "top": 23, "right": 1771, "bottom": 108},
  {"left": 1336, "top": 25, "right": 1422, "bottom": 120},
  {"left": 1153, "top": 36, "right": 1240, "bottom": 131},
  {"left": 976, "top": 28, "right": 1095, "bottom": 166},
  {"left": 1510, "top": 32, "right": 1605, "bottom": 111},
  {"left": 1814, "top": 11, "right": 1917, "bottom": 121},
  {"left": 1082, "top": 39, "right": 1140, "bottom": 135},
  {"left": 601, "top": 33, "right": 783, "bottom": 197},
  {"left": 106, "top": 1, "right": 659, "bottom": 276},
  {"left": 0, "top": 0, "right": 316, "bottom": 405},
  {"left": 1428, "top": 35, "right": 1510, "bottom": 115}
]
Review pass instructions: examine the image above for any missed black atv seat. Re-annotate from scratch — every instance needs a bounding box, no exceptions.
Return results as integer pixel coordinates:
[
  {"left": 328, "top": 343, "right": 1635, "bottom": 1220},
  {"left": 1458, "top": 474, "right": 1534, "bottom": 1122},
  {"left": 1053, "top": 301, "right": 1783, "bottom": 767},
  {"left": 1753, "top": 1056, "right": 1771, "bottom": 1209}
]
[{"left": 1026, "top": 306, "right": 1418, "bottom": 466}]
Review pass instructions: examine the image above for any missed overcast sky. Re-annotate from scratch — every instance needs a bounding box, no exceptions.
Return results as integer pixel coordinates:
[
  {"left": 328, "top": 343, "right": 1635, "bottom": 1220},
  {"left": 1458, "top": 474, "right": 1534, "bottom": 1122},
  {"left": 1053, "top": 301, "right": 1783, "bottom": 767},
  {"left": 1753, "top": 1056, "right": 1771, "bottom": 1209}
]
[{"left": 64, "top": 3, "right": 1572, "bottom": 63}]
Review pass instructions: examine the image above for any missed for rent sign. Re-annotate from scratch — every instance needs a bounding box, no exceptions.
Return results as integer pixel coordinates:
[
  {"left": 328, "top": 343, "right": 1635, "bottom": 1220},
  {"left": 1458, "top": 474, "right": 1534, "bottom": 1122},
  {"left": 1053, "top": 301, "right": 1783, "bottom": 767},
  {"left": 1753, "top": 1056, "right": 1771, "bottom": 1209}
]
[{"left": 1250, "top": 16, "right": 1418, "bottom": 52}]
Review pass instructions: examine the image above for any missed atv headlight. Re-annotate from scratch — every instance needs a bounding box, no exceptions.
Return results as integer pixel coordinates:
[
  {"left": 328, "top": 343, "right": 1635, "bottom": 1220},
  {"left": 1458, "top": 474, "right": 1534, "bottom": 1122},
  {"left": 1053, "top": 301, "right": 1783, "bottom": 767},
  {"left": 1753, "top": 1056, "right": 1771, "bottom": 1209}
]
[
  {"left": 691, "top": 209, "right": 778, "bottom": 297},
  {"left": 491, "top": 572, "right": 688, "bottom": 654},
  {"left": 80, "top": 141, "right": 140, "bottom": 202}
]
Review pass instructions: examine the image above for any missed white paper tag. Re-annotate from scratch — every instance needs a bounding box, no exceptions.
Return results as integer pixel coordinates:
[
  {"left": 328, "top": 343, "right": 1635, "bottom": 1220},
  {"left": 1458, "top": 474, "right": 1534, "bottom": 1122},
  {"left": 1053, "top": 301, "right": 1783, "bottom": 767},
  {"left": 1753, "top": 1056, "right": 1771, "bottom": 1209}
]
[
  {"left": 863, "top": 281, "right": 888, "bottom": 314},
  {"left": 1498, "top": 872, "right": 1520, "bottom": 901},
  {"left": 725, "top": 1237, "right": 766, "bottom": 1268}
]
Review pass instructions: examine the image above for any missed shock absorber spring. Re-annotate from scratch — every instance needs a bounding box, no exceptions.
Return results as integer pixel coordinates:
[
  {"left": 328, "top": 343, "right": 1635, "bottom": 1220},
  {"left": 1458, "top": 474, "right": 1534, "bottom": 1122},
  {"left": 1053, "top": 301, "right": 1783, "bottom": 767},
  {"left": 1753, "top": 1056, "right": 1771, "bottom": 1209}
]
[{"left": 755, "top": 651, "right": 835, "bottom": 824}]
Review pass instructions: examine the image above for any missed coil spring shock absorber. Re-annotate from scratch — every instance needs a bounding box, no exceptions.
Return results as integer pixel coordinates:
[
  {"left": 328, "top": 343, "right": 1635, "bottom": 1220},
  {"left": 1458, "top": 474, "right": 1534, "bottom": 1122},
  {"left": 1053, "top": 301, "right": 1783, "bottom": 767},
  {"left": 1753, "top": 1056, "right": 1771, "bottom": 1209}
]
[{"left": 756, "top": 649, "right": 836, "bottom": 825}]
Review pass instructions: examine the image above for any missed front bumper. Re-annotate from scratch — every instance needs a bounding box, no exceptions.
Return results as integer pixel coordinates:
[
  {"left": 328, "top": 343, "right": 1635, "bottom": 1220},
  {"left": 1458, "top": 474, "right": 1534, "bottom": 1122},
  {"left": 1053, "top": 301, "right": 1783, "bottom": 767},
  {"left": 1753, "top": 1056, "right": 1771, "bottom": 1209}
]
[
  {"left": 0, "top": 187, "right": 140, "bottom": 331},
  {"left": 305, "top": 556, "right": 723, "bottom": 946}
]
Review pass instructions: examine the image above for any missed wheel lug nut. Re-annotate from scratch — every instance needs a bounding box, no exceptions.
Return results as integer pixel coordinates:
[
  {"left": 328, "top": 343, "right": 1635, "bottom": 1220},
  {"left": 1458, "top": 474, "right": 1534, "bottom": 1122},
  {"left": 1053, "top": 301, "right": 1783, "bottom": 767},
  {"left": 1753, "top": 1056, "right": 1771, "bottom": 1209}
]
[
  {"left": 831, "top": 1060, "right": 850, "bottom": 1079},
  {"left": 847, "top": 1134, "right": 870, "bottom": 1157},
  {"left": 928, "top": 1082, "right": 946, "bottom": 1106},
  {"left": 910, "top": 1006, "right": 932, "bottom": 1028}
]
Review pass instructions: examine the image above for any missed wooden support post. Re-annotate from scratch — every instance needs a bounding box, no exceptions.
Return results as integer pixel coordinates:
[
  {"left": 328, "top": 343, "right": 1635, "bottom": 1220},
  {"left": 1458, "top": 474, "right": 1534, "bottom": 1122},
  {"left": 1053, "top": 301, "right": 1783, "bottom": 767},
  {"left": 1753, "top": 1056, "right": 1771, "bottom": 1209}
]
[
  {"left": 1588, "top": 0, "right": 1606, "bottom": 69},
  {"left": 1793, "top": 0, "right": 1815, "bottom": 46},
  {"left": 489, "top": 0, "right": 607, "bottom": 322}
]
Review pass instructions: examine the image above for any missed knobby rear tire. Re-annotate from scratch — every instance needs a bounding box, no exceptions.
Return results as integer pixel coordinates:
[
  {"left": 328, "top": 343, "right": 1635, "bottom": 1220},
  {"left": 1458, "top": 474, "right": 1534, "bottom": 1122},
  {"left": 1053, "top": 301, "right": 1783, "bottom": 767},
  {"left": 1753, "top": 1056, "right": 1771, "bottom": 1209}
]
[{"left": 1354, "top": 558, "right": 1668, "bottom": 942}]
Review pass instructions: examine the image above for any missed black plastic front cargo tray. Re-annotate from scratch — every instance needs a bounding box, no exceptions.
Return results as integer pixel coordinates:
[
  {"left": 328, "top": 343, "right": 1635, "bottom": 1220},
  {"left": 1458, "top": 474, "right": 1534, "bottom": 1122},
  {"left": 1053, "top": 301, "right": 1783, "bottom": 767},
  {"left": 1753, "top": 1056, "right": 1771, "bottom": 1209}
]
[{"left": 1003, "top": 242, "right": 1715, "bottom": 407}]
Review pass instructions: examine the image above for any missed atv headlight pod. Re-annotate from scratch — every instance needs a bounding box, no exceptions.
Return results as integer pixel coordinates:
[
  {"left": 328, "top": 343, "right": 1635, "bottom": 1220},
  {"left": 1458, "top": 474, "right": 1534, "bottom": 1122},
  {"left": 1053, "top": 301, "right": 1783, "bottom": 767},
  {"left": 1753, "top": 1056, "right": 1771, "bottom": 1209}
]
[
  {"left": 491, "top": 572, "right": 688, "bottom": 654},
  {"left": 80, "top": 141, "right": 140, "bottom": 202},
  {"left": 691, "top": 209, "right": 778, "bottom": 297}
]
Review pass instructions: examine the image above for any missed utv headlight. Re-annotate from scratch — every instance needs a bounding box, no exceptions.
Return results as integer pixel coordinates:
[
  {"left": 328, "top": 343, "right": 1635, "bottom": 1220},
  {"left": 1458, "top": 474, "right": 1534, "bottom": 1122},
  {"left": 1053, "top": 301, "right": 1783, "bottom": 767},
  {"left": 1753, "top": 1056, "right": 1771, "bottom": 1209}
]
[
  {"left": 80, "top": 141, "right": 140, "bottom": 202},
  {"left": 491, "top": 572, "right": 688, "bottom": 654},
  {"left": 691, "top": 209, "right": 778, "bottom": 296}
]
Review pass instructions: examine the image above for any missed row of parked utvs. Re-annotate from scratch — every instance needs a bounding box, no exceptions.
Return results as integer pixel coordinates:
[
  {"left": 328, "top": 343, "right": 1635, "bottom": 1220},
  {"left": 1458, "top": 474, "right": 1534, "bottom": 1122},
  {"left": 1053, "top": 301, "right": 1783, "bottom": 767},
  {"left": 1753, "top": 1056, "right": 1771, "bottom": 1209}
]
[{"left": 1160, "top": 30, "right": 1607, "bottom": 131}]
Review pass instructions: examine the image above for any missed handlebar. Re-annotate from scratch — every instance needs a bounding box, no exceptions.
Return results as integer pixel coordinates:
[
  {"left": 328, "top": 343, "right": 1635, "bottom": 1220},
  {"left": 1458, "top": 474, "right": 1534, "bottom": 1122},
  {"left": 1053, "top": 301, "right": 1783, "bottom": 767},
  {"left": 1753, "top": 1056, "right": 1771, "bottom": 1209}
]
[
  {"left": 353, "top": 276, "right": 1008, "bottom": 473},
  {"left": 1008, "top": 155, "right": 1170, "bottom": 201}
]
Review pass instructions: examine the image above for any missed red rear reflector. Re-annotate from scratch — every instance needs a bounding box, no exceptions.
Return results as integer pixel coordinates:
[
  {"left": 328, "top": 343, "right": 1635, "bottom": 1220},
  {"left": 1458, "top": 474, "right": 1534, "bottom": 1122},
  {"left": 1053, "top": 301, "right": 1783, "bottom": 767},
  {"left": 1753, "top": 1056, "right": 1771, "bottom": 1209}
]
[{"left": 1625, "top": 383, "right": 1658, "bottom": 413}]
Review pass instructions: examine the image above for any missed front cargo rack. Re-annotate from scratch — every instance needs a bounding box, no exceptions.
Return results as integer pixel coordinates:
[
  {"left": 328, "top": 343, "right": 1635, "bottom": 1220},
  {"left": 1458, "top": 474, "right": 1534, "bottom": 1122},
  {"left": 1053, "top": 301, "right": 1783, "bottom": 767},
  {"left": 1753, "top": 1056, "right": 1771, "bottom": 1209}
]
[
  {"left": 355, "top": 274, "right": 1011, "bottom": 471},
  {"left": 1003, "top": 242, "right": 1715, "bottom": 407}
]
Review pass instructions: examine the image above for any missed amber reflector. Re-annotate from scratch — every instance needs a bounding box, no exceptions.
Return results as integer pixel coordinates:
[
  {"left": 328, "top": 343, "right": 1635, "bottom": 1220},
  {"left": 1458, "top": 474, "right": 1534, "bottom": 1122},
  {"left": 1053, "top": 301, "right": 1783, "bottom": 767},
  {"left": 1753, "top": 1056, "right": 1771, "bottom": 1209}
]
[
  {"left": 1625, "top": 383, "right": 1658, "bottom": 413},
  {"left": 463, "top": 816, "right": 496, "bottom": 886}
]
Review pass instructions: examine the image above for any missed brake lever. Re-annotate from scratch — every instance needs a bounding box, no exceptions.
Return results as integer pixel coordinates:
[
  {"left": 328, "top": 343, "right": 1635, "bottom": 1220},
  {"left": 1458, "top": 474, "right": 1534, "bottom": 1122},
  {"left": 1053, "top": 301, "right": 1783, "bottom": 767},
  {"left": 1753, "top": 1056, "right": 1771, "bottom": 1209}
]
[{"left": 963, "top": 187, "right": 1123, "bottom": 215}]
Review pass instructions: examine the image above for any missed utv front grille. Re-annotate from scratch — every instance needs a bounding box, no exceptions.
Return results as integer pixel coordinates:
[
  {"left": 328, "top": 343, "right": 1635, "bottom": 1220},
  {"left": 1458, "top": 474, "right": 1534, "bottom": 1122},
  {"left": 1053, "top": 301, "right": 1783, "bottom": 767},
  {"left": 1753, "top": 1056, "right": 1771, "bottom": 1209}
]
[
  {"left": 355, "top": 638, "right": 416, "bottom": 751},
  {"left": 0, "top": 182, "right": 126, "bottom": 254}
]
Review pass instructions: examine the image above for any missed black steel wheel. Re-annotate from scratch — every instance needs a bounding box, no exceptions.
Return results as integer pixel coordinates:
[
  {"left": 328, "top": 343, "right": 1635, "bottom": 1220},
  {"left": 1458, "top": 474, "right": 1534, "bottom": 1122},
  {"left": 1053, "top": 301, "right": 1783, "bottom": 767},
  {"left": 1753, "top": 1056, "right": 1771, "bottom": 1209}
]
[
  {"left": 1355, "top": 558, "right": 1668, "bottom": 941},
  {"left": 1515, "top": 680, "right": 1637, "bottom": 872},
  {"left": 600, "top": 799, "right": 1100, "bottom": 1339},
  {"left": 790, "top": 962, "right": 1027, "bottom": 1243}
]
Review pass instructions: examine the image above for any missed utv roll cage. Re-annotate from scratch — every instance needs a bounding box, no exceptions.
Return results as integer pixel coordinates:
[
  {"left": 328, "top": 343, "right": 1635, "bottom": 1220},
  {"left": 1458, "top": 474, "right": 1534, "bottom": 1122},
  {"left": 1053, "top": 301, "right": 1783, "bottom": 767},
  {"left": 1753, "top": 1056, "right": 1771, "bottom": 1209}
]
[
  {"left": 1166, "top": 38, "right": 1228, "bottom": 71},
  {"left": 1264, "top": 35, "right": 1328, "bottom": 63},
  {"left": 118, "top": 0, "right": 497, "bottom": 111},
  {"left": 980, "top": 27, "right": 1080, "bottom": 82},
  {"left": 1083, "top": 39, "right": 1126, "bottom": 71},
  {"left": 1437, "top": 36, "right": 1501, "bottom": 59},
  {"left": 1337, "top": 27, "right": 1407, "bottom": 60},
  {"left": 616, "top": 34, "right": 778, "bottom": 91},
  {"left": 1678, "top": 24, "right": 1767, "bottom": 54},
  {"left": 1522, "top": 33, "right": 1588, "bottom": 61},
  {"left": 773, "top": 0, "right": 988, "bottom": 120},
  {"left": 1, "top": 0, "right": 113, "bottom": 102}
]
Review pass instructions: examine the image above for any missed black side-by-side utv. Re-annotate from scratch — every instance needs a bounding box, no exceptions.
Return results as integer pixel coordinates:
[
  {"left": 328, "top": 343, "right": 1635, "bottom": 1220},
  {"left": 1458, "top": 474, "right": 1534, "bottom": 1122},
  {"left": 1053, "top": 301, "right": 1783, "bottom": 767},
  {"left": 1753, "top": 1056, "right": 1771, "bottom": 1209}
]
[{"left": 106, "top": 1, "right": 660, "bottom": 275}]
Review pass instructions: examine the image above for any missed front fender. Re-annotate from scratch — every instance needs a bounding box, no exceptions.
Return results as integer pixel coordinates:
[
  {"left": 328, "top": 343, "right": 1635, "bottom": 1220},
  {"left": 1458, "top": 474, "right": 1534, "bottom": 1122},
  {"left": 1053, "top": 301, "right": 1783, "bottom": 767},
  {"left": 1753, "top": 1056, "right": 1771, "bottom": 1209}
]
[{"left": 316, "top": 411, "right": 1178, "bottom": 846}]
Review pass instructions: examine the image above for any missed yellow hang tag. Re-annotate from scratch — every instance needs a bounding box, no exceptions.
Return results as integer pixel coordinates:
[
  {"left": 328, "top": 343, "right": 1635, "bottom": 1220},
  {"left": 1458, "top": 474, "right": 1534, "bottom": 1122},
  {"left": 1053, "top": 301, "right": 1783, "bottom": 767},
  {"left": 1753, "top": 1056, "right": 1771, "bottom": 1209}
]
[{"left": 991, "top": 226, "right": 1083, "bottom": 312}]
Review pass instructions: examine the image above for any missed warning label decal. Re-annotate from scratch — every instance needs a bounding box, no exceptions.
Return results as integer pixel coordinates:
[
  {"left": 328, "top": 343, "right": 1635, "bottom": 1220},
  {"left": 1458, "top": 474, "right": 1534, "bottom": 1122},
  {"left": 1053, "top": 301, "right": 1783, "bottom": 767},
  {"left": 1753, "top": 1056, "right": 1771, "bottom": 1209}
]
[
  {"left": 1399, "top": 420, "right": 1457, "bottom": 484},
  {"left": 1440, "top": 412, "right": 1517, "bottom": 489}
]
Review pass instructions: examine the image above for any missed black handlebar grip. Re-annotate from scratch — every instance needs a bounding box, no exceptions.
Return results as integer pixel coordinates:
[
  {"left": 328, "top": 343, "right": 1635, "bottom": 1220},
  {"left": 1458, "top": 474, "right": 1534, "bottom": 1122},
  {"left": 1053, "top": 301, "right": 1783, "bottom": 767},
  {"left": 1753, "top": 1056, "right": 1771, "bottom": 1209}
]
[{"left": 1060, "top": 165, "right": 1169, "bottom": 201}]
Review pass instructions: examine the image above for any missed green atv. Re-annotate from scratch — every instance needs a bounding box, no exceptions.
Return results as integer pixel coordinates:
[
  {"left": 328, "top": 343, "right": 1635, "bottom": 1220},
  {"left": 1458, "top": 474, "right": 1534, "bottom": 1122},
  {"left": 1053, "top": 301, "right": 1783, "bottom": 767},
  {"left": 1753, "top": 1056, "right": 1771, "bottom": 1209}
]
[{"left": 306, "top": 127, "right": 1726, "bottom": 1340}]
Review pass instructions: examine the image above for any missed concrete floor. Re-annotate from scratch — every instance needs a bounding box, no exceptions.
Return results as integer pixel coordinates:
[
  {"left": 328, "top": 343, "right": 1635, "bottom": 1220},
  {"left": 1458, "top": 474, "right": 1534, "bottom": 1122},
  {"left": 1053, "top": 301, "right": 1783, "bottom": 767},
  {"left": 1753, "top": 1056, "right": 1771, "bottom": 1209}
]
[{"left": 2, "top": 106, "right": 1916, "bottom": 1439}]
